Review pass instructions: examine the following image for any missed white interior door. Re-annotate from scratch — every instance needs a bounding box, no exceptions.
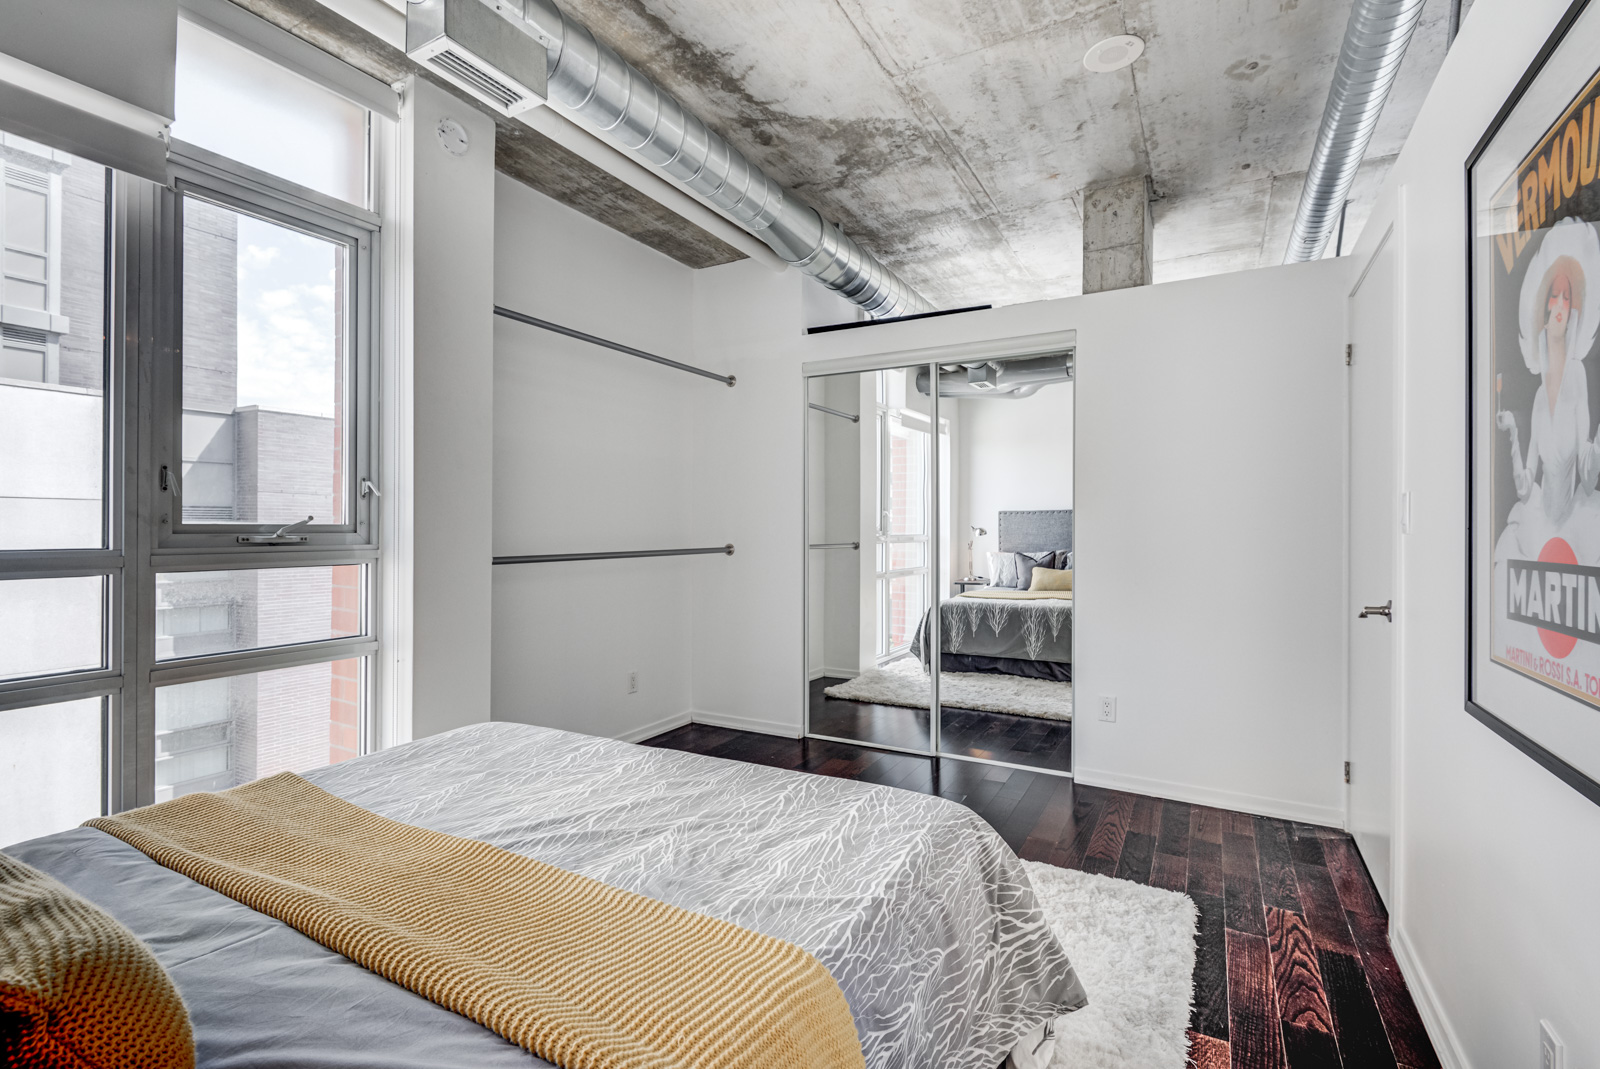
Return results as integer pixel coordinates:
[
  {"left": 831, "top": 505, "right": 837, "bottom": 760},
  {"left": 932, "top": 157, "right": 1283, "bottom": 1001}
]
[{"left": 1348, "top": 229, "right": 1398, "bottom": 905}]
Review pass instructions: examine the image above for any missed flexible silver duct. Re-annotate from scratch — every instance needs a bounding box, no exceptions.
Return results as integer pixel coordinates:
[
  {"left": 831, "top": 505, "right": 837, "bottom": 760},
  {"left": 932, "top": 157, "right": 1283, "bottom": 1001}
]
[
  {"left": 1284, "top": 0, "right": 1427, "bottom": 263},
  {"left": 513, "top": 0, "right": 933, "bottom": 318}
]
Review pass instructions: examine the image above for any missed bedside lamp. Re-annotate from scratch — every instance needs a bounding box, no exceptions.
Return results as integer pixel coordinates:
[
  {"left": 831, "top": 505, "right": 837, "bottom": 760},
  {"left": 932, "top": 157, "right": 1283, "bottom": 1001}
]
[{"left": 965, "top": 526, "right": 987, "bottom": 581}]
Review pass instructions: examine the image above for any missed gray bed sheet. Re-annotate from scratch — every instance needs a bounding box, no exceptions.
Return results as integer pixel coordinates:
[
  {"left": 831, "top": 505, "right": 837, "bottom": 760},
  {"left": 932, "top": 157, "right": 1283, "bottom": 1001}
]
[
  {"left": 7, "top": 723, "right": 1086, "bottom": 1069},
  {"left": 913, "top": 596, "right": 1074, "bottom": 666}
]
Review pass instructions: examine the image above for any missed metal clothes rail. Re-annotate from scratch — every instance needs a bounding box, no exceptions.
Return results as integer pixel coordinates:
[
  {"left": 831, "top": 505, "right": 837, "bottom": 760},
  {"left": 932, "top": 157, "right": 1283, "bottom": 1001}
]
[
  {"left": 808, "top": 542, "right": 859, "bottom": 550},
  {"left": 808, "top": 402, "right": 859, "bottom": 422},
  {"left": 495, "top": 306, "right": 735, "bottom": 386},
  {"left": 493, "top": 545, "right": 735, "bottom": 565}
]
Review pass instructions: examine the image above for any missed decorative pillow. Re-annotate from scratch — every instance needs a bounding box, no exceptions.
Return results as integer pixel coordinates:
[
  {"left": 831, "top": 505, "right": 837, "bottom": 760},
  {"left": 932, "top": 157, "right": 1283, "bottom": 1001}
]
[
  {"left": 0, "top": 852, "right": 194, "bottom": 1069},
  {"left": 1054, "top": 550, "right": 1074, "bottom": 570},
  {"left": 1029, "top": 567, "right": 1073, "bottom": 592},
  {"left": 1014, "top": 551, "right": 1055, "bottom": 592},
  {"left": 986, "top": 551, "right": 1019, "bottom": 589}
]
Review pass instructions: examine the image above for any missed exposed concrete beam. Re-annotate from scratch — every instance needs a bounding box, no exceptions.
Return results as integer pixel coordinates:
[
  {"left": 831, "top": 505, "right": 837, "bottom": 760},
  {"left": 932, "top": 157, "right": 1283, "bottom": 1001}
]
[
  {"left": 1082, "top": 174, "right": 1152, "bottom": 294},
  {"left": 227, "top": 0, "right": 750, "bottom": 269}
]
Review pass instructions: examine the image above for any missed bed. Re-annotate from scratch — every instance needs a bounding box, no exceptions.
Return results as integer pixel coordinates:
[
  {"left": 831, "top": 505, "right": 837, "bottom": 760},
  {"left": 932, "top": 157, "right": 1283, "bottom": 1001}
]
[
  {"left": 913, "top": 510, "right": 1074, "bottom": 682},
  {"left": 5, "top": 722, "right": 1086, "bottom": 1069}
]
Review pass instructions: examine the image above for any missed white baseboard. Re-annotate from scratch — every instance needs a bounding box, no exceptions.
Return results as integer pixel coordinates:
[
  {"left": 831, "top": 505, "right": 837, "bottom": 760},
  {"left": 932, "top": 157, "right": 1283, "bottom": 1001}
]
[
  {"left": 808, "top": 666, "right": 861, "bottom": 681},
  {"left": 688, "top": 709, "right": 804, "bottom": 739},
  {"left": 1073, "top": 766, "right": 1346, "bottom": 826},
  {"left": 615, "top": 711, "right": 692, "bottom": 744},
  {"left": 1389, "top": 922, "right": 1471, "bottom": 1069}
]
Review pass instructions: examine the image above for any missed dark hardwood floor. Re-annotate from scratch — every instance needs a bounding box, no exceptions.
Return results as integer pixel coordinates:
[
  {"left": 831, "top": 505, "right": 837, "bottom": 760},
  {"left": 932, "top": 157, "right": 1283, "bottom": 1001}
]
[
  {"left": 809, "top": 676, "right": 1073, "bottom": 771},
  {"left": 642, "top": 723, "right": 1440, "bottom": 1069}
]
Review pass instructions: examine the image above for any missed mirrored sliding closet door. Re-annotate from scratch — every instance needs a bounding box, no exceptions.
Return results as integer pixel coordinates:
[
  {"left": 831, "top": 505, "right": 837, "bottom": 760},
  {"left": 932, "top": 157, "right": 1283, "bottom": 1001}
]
[
  {"left": 805, "top": 367, "right": 934, "bottom": 754},
  {"left": 934, "top": 353, "right": 1075, "bottom": 774},
  {"left": 805, "top": 347, "right": 1075, "bottom": 778}
]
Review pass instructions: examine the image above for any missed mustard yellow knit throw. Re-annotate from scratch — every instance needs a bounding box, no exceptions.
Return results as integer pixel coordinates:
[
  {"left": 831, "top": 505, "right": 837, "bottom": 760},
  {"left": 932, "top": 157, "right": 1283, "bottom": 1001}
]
[{"left": 88, "top": 773, "right": 864, "bottom": 1069}]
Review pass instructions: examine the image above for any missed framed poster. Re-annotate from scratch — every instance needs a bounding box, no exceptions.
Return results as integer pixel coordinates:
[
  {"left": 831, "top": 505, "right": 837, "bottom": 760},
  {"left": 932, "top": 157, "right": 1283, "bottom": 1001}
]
[{"left": 1469, "top": 0, "right": 1600, "bottom": 806}]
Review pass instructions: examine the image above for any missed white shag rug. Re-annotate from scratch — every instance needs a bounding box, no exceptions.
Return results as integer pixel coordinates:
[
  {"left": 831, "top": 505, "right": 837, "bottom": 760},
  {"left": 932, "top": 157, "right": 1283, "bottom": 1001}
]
[
  {"left": 823, "top": 656, "right": 1072, "bottom": 720},
  {"left": 1026, "top": 863, "right": 1198, "bottom": 1069}
]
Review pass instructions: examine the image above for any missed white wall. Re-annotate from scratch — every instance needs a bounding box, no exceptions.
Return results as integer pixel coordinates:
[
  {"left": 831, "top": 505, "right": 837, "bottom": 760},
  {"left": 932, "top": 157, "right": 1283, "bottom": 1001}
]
[
  {"left": 690, "top": 256, "right": 1350, "bottom": 818},
  {"left": 406, "top": 78, "right": 496, "bottom": 740},
  {"left": 490, "top": 174, "right": 700, "bottom": 743},
  {"left": 1351, "top": 0, "right": 1600, "bottom": 1064},
  {"left": 956, "top": 383, "right": 1074, "bottom": 579}
]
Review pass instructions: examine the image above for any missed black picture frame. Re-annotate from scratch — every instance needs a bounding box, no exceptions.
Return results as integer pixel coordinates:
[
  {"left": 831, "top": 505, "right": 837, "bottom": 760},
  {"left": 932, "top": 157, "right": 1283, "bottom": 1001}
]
[{"left": 1465, "top": 0, "right": 1600, "bottom": 808}]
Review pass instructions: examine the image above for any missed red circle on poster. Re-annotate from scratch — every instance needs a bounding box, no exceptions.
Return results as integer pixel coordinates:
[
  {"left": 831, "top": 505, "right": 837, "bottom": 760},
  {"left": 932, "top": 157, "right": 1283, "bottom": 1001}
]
[{"left": 1538, "top": 538, "right": 1579, "bottom": 658}]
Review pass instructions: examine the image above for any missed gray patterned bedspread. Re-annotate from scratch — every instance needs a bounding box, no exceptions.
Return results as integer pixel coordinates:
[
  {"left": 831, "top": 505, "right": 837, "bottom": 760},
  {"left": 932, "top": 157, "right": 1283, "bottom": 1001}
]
[
  {"left": 8, "top": 722, "right": 1085, "bottom": 1069},
  {"left": 913, "top": 596, "right": 1074, "bottom": 665}
]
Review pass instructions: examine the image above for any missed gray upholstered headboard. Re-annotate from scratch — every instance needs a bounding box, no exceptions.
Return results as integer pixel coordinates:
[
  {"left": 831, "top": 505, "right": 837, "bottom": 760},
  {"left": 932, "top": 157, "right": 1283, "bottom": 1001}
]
[{"left": 998, "top": 510, "right": 1072, "bottom": 554}]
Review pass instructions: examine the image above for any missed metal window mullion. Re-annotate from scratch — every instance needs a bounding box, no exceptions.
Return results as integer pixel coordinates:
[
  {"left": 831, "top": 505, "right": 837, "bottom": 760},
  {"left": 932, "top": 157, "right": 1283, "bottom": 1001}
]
[
  {"left": 0, "top": 554, "right": 122, "bottom": 579},
  {"left": 928, "top": 360, "right": 941, "bottom": 757},
  {"left": 149, "top": 547, "right": 379, "bottom": 572},
  {"left": 148, "top": 635, "right": 379, "bottom": 688},
  {"left": 0, "top": 674, "right": 121, "bottom": 714}
]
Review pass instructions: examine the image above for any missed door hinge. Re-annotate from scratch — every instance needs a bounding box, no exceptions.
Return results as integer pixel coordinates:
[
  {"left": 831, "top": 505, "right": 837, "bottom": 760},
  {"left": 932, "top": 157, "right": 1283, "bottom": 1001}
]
[
  {"left": 1344, "top": 761, "right": 1351, "bottom": 784},
  {"left": 1345, "top": 344, "right": 1353, "bottom": 366}
]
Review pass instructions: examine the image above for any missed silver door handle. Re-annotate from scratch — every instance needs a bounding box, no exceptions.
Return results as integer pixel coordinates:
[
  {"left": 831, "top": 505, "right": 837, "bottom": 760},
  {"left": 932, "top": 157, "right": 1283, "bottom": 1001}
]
[{"left": 1358, "top": 600, "right": 1392, "bottom": 621}]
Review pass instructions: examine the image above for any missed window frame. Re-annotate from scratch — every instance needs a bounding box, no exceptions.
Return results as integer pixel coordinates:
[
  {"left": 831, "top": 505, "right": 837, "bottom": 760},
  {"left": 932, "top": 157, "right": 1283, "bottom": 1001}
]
[{"left": 155, "top": 145, "right": 379, "bottom": 552}]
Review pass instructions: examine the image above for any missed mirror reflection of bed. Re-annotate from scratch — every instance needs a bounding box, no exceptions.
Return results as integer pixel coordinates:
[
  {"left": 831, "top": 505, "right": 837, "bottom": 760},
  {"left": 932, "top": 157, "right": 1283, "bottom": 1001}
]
[{"left": 806, "top": 353, "right": 1073, "bottom": 774}]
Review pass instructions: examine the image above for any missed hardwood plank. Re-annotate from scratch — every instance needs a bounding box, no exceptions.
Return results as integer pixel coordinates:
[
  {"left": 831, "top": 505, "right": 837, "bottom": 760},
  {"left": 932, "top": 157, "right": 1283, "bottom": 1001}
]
[
  {"left": 1114, "top": 830, "right": 1156, "bottom": 885},
  {"left": 1157, "top": 798, "right": 1193, "bottom": 858},
  {"left": 1292, "top": 856, "right": 1358, "bottom": 955},
  {"left": 1320, "top": 948, "right": 1399, "bottom": 1069},
  {"left": 1282, "top": 1020, "right": 1343, "bottom": 1069},
  {"left": 1188, "top": 836, "right": 1224, "bottom": 899},
  {"left": 1266, "top": 907, "right": 1334, "bottom": 1034},
  {"left": 1129, "top": 794, "right": 1161, "bottom": 837},
  {"left": 993, "top": 773, "right": 1064, "bottom": 853},
  {"left": 1190, "top": 892, "right": 1230, "bottom": 1042},
  {"left": 1227, "top": 808, "right": 1258, "bottom": 837},
  {"left": 1321, "top": 836, "right": 1384, "bottom": 918},
  {"left": 1286, "top": 824, "right": 1328, "bottom": 867},
  {"left": 1049, "top": 790, "right": 1108, "bottom": 869},
  {"left": 1254, "top": 817, "right": 1304, "bottom": 914},
  {"left": 1223, "top": 830, "right": 1267, "bottom": 936},
  {"left": 1189, "top": 1030, "right": 1231, "bottom": 1069},
  {"left": 1226, "top": 930, "right": 1286, "bottom": 1069},
  {"left": 1192, "top": 804, "right": 1226, "bottom": 845},
  {"left": 1083, "top": 791, "right": 1137, "bottom": 873},
  {"left": 1150, "top": 850, "right": 1189, "bottom": 893},
  {"left": 1347, "top": 911, "right": 1442, "bottom": 1069},
  {"left": 1019, "top": 776, "right": 1079, "bottom": 857}
]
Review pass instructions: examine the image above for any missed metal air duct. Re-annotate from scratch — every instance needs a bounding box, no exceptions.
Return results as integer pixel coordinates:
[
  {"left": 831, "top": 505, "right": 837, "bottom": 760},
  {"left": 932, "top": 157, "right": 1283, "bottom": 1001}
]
[
  {"left": 915, "top": 354, "right": 1074, "bottom": 399},
  {"left": 1283, "top": 0, "right": 1427, "bottom": 263},
  {"left": 407, "top": 0, "right": 934, "bottom": 319}
]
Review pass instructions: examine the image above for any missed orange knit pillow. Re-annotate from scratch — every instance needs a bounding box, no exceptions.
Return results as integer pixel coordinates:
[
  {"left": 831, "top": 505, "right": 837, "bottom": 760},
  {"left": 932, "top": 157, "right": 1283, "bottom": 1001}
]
[{"left": 0, "top": 852, "right": 193, "bottom": 1069}]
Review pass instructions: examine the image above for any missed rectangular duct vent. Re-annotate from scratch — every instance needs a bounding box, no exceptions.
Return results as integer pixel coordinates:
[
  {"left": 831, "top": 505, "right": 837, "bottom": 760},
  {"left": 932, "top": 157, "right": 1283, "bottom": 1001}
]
[{"left": 407, "top": 0, "right": 548, "bottom": 118}]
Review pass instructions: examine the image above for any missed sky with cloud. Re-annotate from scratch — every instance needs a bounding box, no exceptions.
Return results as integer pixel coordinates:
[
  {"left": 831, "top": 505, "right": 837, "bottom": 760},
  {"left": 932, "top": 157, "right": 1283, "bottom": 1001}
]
[{"left": 235, "top": 216, "right": 340, "bottom": 419}]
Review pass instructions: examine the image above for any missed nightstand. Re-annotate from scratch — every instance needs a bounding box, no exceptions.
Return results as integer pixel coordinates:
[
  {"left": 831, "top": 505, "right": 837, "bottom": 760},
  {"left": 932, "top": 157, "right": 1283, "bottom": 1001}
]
[{"left": 954, "top": 578, "right": 989, "bottom": 593}]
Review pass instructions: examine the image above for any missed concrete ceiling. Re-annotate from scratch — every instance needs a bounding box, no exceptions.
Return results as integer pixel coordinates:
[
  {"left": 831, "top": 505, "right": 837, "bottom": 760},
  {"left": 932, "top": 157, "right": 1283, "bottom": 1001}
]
[{"left": 549, "top": 0, "right": 1474, "bottom": 307}]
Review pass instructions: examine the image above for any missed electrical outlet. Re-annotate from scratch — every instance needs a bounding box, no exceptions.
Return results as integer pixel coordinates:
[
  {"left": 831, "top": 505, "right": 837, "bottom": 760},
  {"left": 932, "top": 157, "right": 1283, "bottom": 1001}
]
[
  {"left": 1098, "top": 696, "right": 1117, "bottom": 722},
  {"left": 1540, "top": 1020, "right": 1564, "bottom": 1069},
  {"left": 627, "top": 671, "right": 638, "bottom": 694}
]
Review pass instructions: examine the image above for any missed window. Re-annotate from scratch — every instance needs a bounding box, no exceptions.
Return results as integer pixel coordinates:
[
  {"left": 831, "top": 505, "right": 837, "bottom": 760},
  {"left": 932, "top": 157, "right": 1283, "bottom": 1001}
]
[
  {"left": 178, "top": 199, "right": 354, "bottom": 528},
  {"left": 0, "top": 139, "right": 111, "bottom": 845},
  {"left": 0, "top": 29, "right": 383, "bottom": 839},
  {"left": 874, "top": 369, "right": 932, "bottom": 661}
]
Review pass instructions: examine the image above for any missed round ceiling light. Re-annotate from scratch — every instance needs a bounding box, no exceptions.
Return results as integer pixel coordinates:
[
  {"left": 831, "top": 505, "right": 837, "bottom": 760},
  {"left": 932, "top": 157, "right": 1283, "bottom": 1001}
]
[{"left": 1083, "top": 35, "right": 1145, "bottom": 73}]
